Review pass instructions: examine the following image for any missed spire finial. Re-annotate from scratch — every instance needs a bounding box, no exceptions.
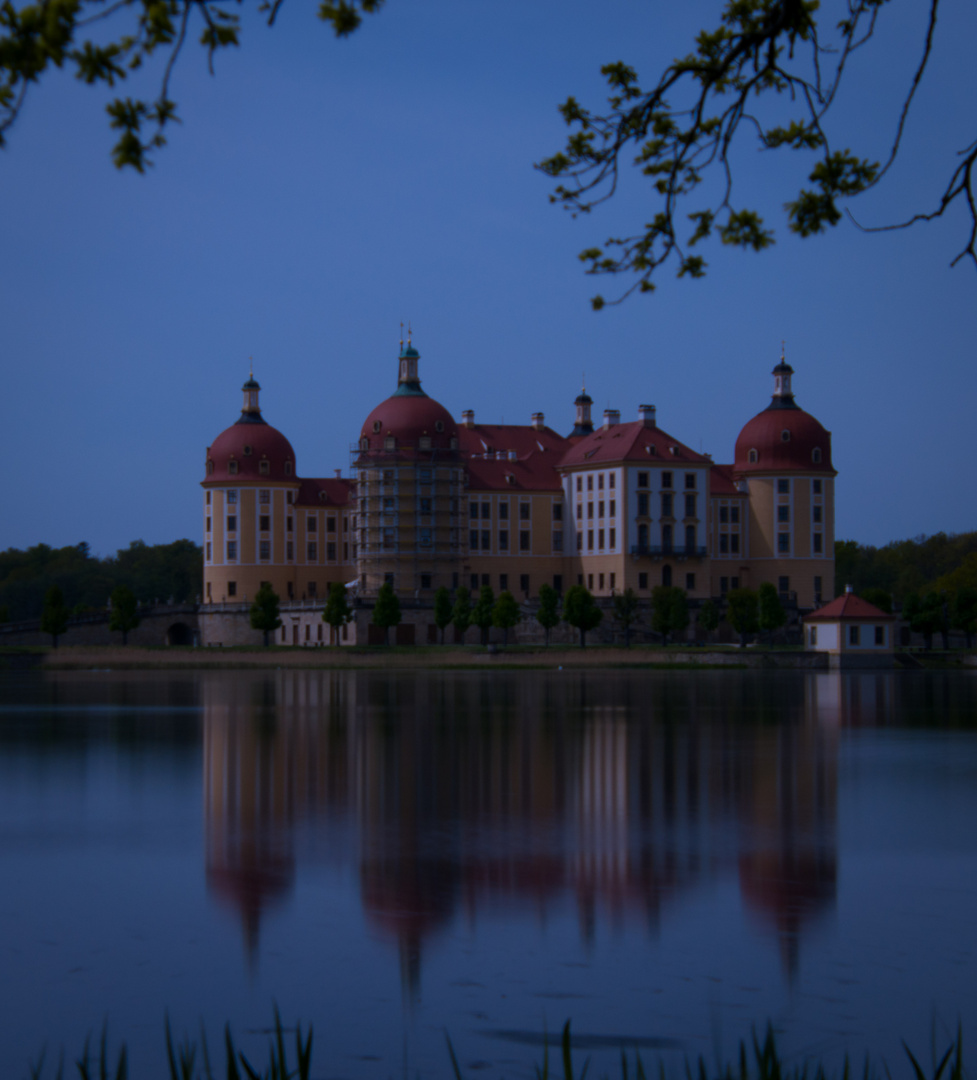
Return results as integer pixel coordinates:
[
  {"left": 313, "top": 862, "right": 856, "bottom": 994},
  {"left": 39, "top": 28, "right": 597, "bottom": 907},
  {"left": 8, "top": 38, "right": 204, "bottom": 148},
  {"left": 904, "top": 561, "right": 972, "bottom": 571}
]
[
  {"left": 781, "top": 340, "right": 786, "bottom": 363},
  {"left": 399, "top": 321, "right": 404, "bottom": 348},
  {"left": 582, "top": 371, "right": 586, "bottom": 394},
  {"left": 249, "top": 355, "right": 253, "bottom": 380},
  {"left": 408, "top": 320, "right": 412, "bottom": 345}
]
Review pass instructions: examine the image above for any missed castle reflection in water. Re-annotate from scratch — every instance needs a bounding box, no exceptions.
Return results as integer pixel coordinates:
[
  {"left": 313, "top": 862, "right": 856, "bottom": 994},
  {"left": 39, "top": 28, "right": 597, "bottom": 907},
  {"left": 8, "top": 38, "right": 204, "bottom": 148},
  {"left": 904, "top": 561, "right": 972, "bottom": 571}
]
[{"left": 201, "top": 670, "right": 897, "bottom": 995}]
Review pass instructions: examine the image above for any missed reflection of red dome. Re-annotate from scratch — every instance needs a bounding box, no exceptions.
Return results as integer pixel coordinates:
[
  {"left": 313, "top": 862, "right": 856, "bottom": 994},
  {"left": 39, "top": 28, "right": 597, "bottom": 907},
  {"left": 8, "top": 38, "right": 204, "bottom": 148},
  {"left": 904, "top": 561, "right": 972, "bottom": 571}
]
[
  {"left": 359, "top": 393, "right": 457, "bottom": 451},
  {"left": 205, "top": 377, "right": 296, "bottom": 483},
  {"left": 734, "top": 360, "right": 834, "bottom": 475}
]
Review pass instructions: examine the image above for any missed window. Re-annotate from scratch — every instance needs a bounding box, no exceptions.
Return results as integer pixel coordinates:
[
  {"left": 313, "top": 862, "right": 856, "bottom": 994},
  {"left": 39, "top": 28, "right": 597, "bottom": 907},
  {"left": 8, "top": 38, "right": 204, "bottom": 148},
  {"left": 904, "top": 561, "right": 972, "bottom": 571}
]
[
  {"left": 383, "top": 528, "right": 396, "bottom": 549},
  {"left": 685, "top": 494, "right": 696, "bottom": 518},
  {"left": 781, "top": 430, "right": 791, "bottom": 443},
  {"left": 227, "top": 515, "right": 237, "bottom": 532},
  {"left": 284, "top": 462, "right": 292, "bottom": 476},
  {"left": 481, "top": 502, "right": 491, "bottom": 519},
  {"left": 226, "top": 542, "right": 237, "bottom": 560},
  {"left": 419, "top": 436, "right": 431, "bottom": 449},
  {"left": 576, "top": 533, "right": 583, "bottom": 550},
  {"left": 259, "top": 460, "right": 271, "bottom": 475},
  {"left": 227, "top": 581, "right": 237, "bottom": 597},
  {"left": 419, "top": 498, "right": 432, "bottom": 516},
  {"left": 661, "top": 565, "right": 672, "bottom": 587},
  {"left": 813, "top": 533, "right": 823, "bottom": 553},
  {"left": 419, "top": 529, "right": 431, "bottom": 548},
  {"left": 730, "top": 534, "right": 740, "bottom": 554},
  {"left": 520, "top": 503, "right": 530, "bottom": 520},
  {"left": 849, "top": 625, "right": 860, "bottom": 646},
  {"left": 662, "top": 524, "right": 673, "bottom": 552},
  {"left": 286, "top": 491, "right": 293, "bottom": 504},
  {"left": 685, "top": 473, "right": 696, "bottom": 489},
  {"left": 520, "top": 574, "right": 530, "bottom": 595},
  {"left": 731, "top": 576, "right": 739, "bottom": 589},
  {"left": 748, "top": 449, "right": 758, "bottom": 463},
  {"left": 778, "top": 533, "right": 790, "bottom": 553},
  {"left": 686, "top": 573, "right": 695, "bottom": 590},
  {"left": 637, "top": 472, "right": 649, "bottom": 488},
  {"left": 553, "top": 531, "right": 563, "bottom": 551},
  {"left": 576, "top": 477, "right": 582, "bottom": 491},
  {"left": 478, "top": 529, "right": 488, "bottom": 550},
  {"left": 813, "top": 506, "right": 822, "bottom": 523},
  {"left": 779, "top": 576, "right": 789, "bottom": 593},
  {"left": 553, "top": 575, "right": 563, "bottom": 593},
  {"left": 810, "top": 626, "right": 818, "bottom": 646},
  {"left": 730, "top": 507, "right": 739, "bottom": 524},
  {"left": 813, "top": 479, "right": 823, "bottom": 494},
  {"left": 307, "top": 517, "right": 317, "bottom": 532},
  {"left": 309, "top": 581, "right": 318, "bottom": 598},
  {"left": 206, "top": 516, "right": 212, "bottom": 532},
  {"left": 598, "top": 501, "right": 604, "bottom": 518},
  {"left": 662, "top": 472, "right": 672, "bottom": 489},
  {"left": 287, "top": 516, "right": 293, "bottom": 532},
  {"left": 587, "top": 529, "right": 594, "bottom": 550},
  {"left": 499, "top": 501, "right": 509, "bottom": 520},
  {"left": 609, "top": 475, "right": 616, "bottom": 489},
  {"left": 812, "top": 448, "right": 822, "bottom": 464},
  {"left": 720, "top": 577, "right": 728, "bottom": 593},
  {"left": 259, "top": 515, "right": 270, "bottom": 532},
  {"left": 552, "top": 503, "right": 562, "bottom": 521},
  {"left": 228, "top": 461, "right": 238, "bottom": 475},
  {"left": 637, "top": 492, "right": 650, "bottom": 516},
  {"left": 226, "top": 490, "right": 237, "bottom": 505},
  {"left": 814, "top": 576, "right": 823, "bottom": 600},
  {"left": 383, "top": 470, "right": 394, "bottom": 484},
  {"left": 327, "top": 542, "right": 337, "bottom": 560},
  {"left": 719, "top": 507, "right": 728, "bottom": 524},
  {"left": 576, "top": 504, "right": 583, "bottom": 520},
  {"left": 206, "top": 492, "right": 212, "bottom": 505},
  {"left": 384, "top": 436, "right": 395, "bottom": 450},
  {"left": 638, "top": 523, "right": 649, "bottom": 548},
  {"left": 875, "top": 625, "right": 885, "bottom": 646},
  {"left": 482, "top": 575, "right": 490, "bottom": 586},
  {"left": 471, "top": 574, "right": 479, "bottom": 590},
  {"left": 588, "top": 503, "right": 594, "bottom": 519},
  {"left": 499, "top": 530, "right": 509, "bottom": 550},
  {"left": 720, "top": 534, "right": 729, "bottom": 554},
  {"left": 609, "top": 528, "right": 615, "bottom": 548},
  {"left": 307, "top": 542, "right": 317, "bottom": 560},
  {"left": 327, "top": 516, "right": 336, "bottom": 532},
  {"left": 206, "top": 542, "right": 211, "bottom": 560},
  {"left": 286, "top": 541, "right": 294, "bottom": 560},
  {"left": 661, "top": 493, "right": 673, "bottom": 517},
  {"left": 470, "top": 502, "right": 478, "bottom": 519},
  {"left": 598, "top": 529, "right": 604, "bottom": 549},
  {"left": 778, "top": 479, "right": 790, "bottom": 494},
  {"left": 470, "top": 530, "right": 479, "bottom": 550},
  {"left": 685, "top": 525, "right": 696, "bottom": 552},
  {"left": 609, "top": 500, "right": 615, "bottom": 517},
  {"left": 588, "top": 574, "right": 594, "bottom": 590},
  {"left": 587, "top": 475, "right": 593, "bottom": 491},
  {"left": 520, "top": 530, "right": 530, "bottom": 551},
  {"left": 259, "top": 541, "right": 270, "bottom": 560},
  {"left": 638, "top": 572, "right": 648, "bottom": 589},
  {"left": 259, "top": 490, "right": 270, "bottom": 504},
  {"left": 499, "top": 573, "right": 508, "bottom": 591},
  {"left": 383, "top": 497, "right": 394, "bottom": 512},
  {"left": 778, "top": 506, "right": 790, "bottom": 522},
  {"left": 599, "top": 573, "right": 605, "bottom": 590}
]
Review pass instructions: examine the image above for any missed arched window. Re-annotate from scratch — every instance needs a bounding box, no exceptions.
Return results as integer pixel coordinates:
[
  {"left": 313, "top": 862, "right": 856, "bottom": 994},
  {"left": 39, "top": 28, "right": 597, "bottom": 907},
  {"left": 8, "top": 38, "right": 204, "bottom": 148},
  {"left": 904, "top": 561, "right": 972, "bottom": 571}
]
[
  {"left": 259, "top": 459, "right": 270, "bottom": 475},
  {"left": 662, "top": 523, "right": 673, "bottom": 553},
  {"left": 812, "top": 447, "right": 822, "bottom": 464},
  {"left": 748, "top": 449, "right": 758, "bottom": 463},
  {"left": 373, "top": 420, "right": 382, "bottom": 433},
  {"left": 662, "top": 564, "right": 672, "bottom": 587},
  {"left": 384, "top": 436, "right": 396, "bottom": 450},
  {"left": 228, "top": 460, "right": 238, "bottom": 475},
  {"left": 284, "top": 461, "right": 293, "bottom": 476},
  {"left": 360, "top": 437, "right": 369, "bottom": 451}
]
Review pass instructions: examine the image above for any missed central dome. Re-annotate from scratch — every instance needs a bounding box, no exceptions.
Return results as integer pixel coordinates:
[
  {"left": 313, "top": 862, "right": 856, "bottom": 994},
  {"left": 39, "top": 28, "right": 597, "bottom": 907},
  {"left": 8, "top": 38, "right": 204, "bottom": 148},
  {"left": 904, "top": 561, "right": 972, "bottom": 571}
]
[{"left": 357, "top": 341, "right": 458, "bottom": 456}]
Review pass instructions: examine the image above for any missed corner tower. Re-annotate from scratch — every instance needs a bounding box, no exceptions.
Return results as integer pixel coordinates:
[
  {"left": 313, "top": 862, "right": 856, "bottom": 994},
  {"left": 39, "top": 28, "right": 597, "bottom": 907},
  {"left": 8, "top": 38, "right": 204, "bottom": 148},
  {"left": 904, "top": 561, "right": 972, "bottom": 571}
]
[{"left": 354, "top": 337, "right": 464, "bottom": 598}]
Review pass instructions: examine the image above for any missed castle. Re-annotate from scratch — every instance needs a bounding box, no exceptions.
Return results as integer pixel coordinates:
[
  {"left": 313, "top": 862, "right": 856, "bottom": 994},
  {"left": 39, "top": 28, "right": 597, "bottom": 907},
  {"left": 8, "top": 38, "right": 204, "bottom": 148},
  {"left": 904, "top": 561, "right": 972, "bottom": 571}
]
[{"left": 200, "top": 339, "right": 835, "bottom": 645}]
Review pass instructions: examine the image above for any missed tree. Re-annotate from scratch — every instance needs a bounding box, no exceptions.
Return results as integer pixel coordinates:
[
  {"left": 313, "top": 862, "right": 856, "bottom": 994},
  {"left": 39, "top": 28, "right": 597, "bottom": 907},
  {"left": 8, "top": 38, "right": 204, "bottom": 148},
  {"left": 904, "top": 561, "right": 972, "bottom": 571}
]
[
  {"left": 651, "top": 585, "right": 688, "bottom": 646},
  {"left": 492, "top": 590, "right": 521, "bottom": 646},
  {"left": 451, "top": 585, "right": 472, "bottom": 643},
  {"left": 539, "top": 1, "right": 975, "bottom": 307},
  {"left": 249, "top": 583, "right": 282, "bottom": 647},
  {"left": 860, "top": 587, "right": 893, "bottom": 614},
  {"left": 698, "top": 598, "right": 720, "bottom": 641},
  {"left": 758, "top": 582, "right": 787, "bottom": 643},
  {"left": 611, "top": 587, "right": 640, "bottom": 648},
  {"left": 472, "top": 584, "right": 495, "bottom": 647},
  {"left": 433, "top": 586, "right": 453, "bottom": 645},
  {"left": 322, "top": 582, "right": 354, "bottom": 646},
  {"left": 536, "top": 583, "right": 561, "bottom": 646},
  {"left": 40, "top": 584, "right": 69, "bottom": 647},
  {"left": 563, "top": 584, "right": 602, "bottom": 648},
  {"left": 108, "top": 585, "right": 140, "bottom": 645},
  {"left": 371, "top": 580, "right": 401, "bottom": 645},
  {"left": 903, "top": 590, "right": 943, "bottom": 650},
  {"left": 726, "top": 588, "right": 759, "bottom": 648},
  {"left": 0, "top": 0, "right": 384, "bottom": 171},
  {"left": 951, "top": 586, "right": 977, "bottom": 649}
]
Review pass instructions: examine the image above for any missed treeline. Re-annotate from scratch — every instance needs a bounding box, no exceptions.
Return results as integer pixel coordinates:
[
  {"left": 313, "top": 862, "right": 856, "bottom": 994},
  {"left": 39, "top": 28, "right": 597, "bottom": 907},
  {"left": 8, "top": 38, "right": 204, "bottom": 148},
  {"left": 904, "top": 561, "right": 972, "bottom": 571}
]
[
  {"left": 835, "top": 531, "right": 977, "bottom": 600},
  {"left": 0, "top": 540, "right": 202, "bottom": 623}
]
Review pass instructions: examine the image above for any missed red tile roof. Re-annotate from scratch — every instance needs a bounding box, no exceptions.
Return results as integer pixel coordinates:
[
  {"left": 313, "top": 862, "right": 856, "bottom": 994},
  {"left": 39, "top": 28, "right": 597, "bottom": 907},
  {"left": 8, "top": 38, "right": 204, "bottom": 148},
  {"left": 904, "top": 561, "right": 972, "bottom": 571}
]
[
  {"left": 709, "top": 463, "right": 743, "bottom": 496},
  {"left": 459, "top": 425, "right": 568, "bottom": 492},
  {"left": 296, "top": 478, "right": 355, "bottom": 507},
  {"left": 805, "top": 593, "right": 895, "bottom": 621},
  {"left": 557, "top": 420, "right": 711, "bottom": 469}
]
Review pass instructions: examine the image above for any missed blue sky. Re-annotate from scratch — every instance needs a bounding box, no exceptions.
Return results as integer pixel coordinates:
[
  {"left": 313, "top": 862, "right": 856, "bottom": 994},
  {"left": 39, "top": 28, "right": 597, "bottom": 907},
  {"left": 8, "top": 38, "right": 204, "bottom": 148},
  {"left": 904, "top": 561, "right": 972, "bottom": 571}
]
[{"left": 2, "top": 0, "right": 974, "bottom": 557}]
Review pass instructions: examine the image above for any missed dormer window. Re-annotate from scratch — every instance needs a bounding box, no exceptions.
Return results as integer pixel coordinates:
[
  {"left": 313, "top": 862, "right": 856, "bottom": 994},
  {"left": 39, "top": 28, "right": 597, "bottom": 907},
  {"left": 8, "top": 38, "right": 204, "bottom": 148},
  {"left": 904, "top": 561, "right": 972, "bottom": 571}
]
[
  {"left": 207, "top": 460, "right": 214, "bottom": 475},
  {"left": 360, "top": 437, "right": 369, "bottom": 451},
  {"left": 384, "top": 436, "right": 396, "bottom": 450},
  {"left": 812, "top": 447, "right": 822, "bottom": 464},
  {"left": 228, "top": 460, "right": 238, "bottom": 475},
  {"left": 243, "top": 445, "right": 253, "bottom": 456},
  {"left": 419, "top": 436, "right": 431, "bottom": 450},
  {"left": 284, "top": 461, "right": 292, "bottom": 476},
  {"left": 748, "top": 449, "right": 758, "bottom": 463},
  {"left": 781, "top": 430, "right": 791, "bottom": 442},
  {"left": 435, "top": 420, "right": 445, "bottom": 432},
  {"left": 259, "top": 460, "right": 270, "bottom": 475},
  {"left": 373, "top": 421, "right": 382, "bottom": 433}
]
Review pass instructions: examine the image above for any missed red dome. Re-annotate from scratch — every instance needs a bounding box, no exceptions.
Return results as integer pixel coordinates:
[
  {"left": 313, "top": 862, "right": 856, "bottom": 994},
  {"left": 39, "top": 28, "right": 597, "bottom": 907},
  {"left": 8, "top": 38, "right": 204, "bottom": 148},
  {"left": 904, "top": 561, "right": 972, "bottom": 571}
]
[
  {"left": 205, "top": 418, "right": 297, "bottom": 483},
  {"left": 358, "top": 391, "right": 458, "bottom": 453},
  {"left": 734, "top": 406, "right": 834, "bottom": 475}
]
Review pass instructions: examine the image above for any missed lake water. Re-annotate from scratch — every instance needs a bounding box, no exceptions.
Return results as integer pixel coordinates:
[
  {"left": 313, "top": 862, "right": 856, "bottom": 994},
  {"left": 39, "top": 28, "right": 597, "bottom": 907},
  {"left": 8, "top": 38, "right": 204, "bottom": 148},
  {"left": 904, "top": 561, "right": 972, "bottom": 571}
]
[{"left": 0, "top": 667, "right": 975, "bottom": 1079}]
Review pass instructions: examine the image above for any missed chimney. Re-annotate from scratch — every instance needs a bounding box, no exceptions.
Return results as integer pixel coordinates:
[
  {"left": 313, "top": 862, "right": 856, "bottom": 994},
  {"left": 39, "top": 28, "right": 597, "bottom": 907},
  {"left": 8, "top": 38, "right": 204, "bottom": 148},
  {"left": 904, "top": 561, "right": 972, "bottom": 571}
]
[
  {"left": 638, "top": 404, "right": 656, "bottom": 428},
  {"left": 845, "top": 584, "right": 853, "bottom": 594},
  {"left": 461, "top": 409, "right": 474, "bottom": 428},
  {"left": 508, "top": 450, "right": 518, "bottom": 461},
  {"left": 602, "top": 408, "right": 620, "bottom": 430},
  {"left": 531, "top": 411, "right": 545, "bottom": 431},
  {"left": 334, "top": 469, "right": 342, "bottom": 479}
]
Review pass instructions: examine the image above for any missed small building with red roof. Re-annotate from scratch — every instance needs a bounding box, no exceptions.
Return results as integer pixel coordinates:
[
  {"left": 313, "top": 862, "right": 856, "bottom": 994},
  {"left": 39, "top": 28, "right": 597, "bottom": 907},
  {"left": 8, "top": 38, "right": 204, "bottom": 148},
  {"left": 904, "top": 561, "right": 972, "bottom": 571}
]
[{"left": 803, "top": 586, "right": 895, "bottom": 667}]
